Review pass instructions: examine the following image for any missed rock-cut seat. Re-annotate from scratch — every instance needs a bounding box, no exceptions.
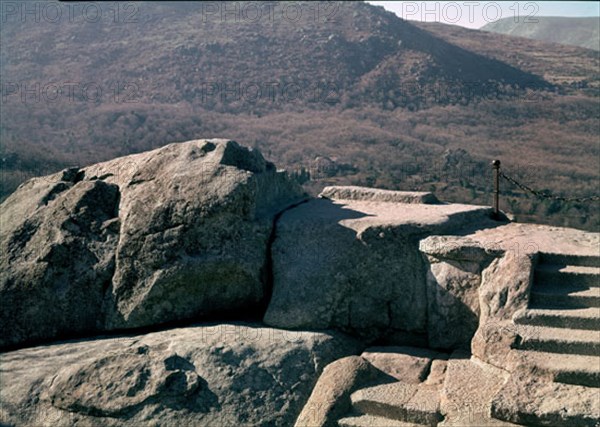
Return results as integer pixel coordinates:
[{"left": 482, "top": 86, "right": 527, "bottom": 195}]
[
  {"left": 263, "top": 185, "right": 494, "bottom": 342},
  {"left": 0, "top": 139, "right": 304, "bottom": 349}
]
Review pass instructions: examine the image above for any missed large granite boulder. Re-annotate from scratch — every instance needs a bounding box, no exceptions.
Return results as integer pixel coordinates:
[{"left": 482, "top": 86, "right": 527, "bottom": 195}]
[
  {"left": 0, "top": 177, "right": 121, "bottom": 349},
  {"left": 0, "top": 139, "right": 304, "bottom": 348},
  {"left": 0, "top": 323, "right": 361, "bottom": 426},
  {"left": 264, "top": 187, "right": 493, "bottom": 342}
]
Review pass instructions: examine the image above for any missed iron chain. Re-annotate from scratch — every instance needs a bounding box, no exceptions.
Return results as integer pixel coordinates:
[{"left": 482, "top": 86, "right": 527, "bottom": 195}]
[{"left": 500, "top": 172, "right": 600, "bottom": 203}]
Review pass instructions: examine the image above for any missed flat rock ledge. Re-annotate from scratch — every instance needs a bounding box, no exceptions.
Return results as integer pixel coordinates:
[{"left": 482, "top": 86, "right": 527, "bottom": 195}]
[
  {"left": 264, "top": 195, "right": 494, "bottom": 341},
  {"left": 320, "top": 186, "right": 439, "bottom": 204}
]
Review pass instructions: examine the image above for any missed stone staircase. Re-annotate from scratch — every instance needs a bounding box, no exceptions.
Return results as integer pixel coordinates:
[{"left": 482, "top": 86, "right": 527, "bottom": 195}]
[
  {"left": 512, "top": 252, "right": 599, "bottom": 387},
  {"left": 491, "top": 252, "right": 600, "bottom": 425},
  {"left": 335, "top": 253, "right": 599, "bottom": 427},
  {"left": 336, "top": 351, "right": 516, "bottom": 427},
  {"left": 337, "top": 348, "right": 446, "bottom": 427},
  {"left": 298, "top": 252, "right": 600, "bottom": 427}
]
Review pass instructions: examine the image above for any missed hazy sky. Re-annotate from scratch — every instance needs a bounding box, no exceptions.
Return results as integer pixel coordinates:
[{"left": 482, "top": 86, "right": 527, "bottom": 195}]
[{"left": 366, "top": 1, "right": 600, "bottom": 29}]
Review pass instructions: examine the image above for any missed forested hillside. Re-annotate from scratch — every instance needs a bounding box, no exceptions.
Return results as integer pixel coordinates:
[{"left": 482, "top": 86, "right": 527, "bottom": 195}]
[{"left": 1, "top": 1, "right": 598, "bottom": 229}]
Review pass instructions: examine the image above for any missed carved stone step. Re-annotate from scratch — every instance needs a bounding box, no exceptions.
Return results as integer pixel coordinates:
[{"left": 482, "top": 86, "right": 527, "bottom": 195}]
[
  {"left": 513, "top": 306, "right": 599, "bottom": 330},
  {"left": 511, "top": 350, "right": 600, "bottom": 388},
  {"left": 530, "top": 283, "right": 599, "bottom": 308},
  {"left": 491, "top": 369, "right": 599, "bottom": 427},
  {"left": 514, "top": 324, "right": 600, "bottom": 356},
  {"left": 439, "top": 355, "right": 517, "bottom": 426},
  {"left": 350, "top": 382, "right": 442, "bottom": 426},
  {"left": 534, "top": 264, "right": 600, "bottom": 288},
  {"left": 338, "top": 414, "right": 427, "bottom": 427},
  {"left": 538, "top": 253, "right": 600, "bottom": 268}
]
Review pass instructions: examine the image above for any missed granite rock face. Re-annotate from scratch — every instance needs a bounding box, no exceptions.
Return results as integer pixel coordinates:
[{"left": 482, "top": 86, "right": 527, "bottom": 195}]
[
  {"left": 420, "top": 236, "right": 502, "bottom": 350},
  {"left": 264, "top": 189, "right": 493, "bottom": 342},
  {"left": 0, "top": 323, "right": 361, "bottom": 427},
  {"left": 491, "top": 366, "right": 600, "bottom": 427},
  {"left": 0, "top": 177, "right": 121, "bottom": 348},
  {"left": 3, "top": 140, "right": 600, "bottom": 427},
  {"left": 320, "top": 186, "right": 439, "bottom": 204},
  {"left": 0, "top": 139, "right": 304, "bottom": 348},
  {"left": 471, "top": 250, "right": 536, "bottom": 368}
]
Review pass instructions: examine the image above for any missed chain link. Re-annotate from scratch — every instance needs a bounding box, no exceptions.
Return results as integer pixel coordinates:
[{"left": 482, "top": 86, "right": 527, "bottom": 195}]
[{"left": 500, "top": 172, "right": 600, "bottom": 203}]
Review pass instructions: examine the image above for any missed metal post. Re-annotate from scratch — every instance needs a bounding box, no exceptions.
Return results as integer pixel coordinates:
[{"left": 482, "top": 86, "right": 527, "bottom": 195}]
[{"left": 492, "top": 160, "right": 501, "bottom": 220}]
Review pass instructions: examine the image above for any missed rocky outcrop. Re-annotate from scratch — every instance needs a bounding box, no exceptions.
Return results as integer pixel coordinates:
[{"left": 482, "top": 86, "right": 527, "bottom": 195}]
[
  {"left": 0, "top": 139, "right": 304, "bottom": 348},
  {"left": 471, "top": 250, "right": 536, "bottom": 368},
  {"left": 264, "top": 187, "right": 493, "bottom": 342},
  {"left": 420, "top": 236, "right": 502, "bottom": 350},
  {"left": 320, "top": 186, "right": 439, "bottom": 204},
  {"left": 3, "top": 148, "right": 599, "bottom": 427},
  {"left": 0, "top": 323, "right": 361, "bottom": 427}
]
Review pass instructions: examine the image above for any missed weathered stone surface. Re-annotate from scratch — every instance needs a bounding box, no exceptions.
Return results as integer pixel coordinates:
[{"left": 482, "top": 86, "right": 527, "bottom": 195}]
[
  {"left": 424, "top": 360, "right": 448, "bottom": 387},
  {"left": 338, "top": 414, "right": 425, "bottom": 426},
  {"left": 94, "top": 140, "right": 304, "bottom": 330},
  {"left": 48, "top": 349, "right": 202, "bottom": 417},
  {"left": 420, "top": 236, "right": 499, "bottom": 350},
  {"left": 0, "top": 323, "right": 361, "bottom": 427},
  {"left": 0, "top": 178, "right": 120, "bottom": 349},
  {"left": 264, "top": 195, "right": 493, "bottom": 341},
  {"left": 419, "top": 236, "right": 502, "bottom": 263},
  {"left": 425, "top": 259, "right": 483, "bottom": 350},
  {"left": 471, "top": 251, "right": 536, "bottom": 368},
  {"left": 490, "top": 366, "right": 600, "bottom": 427},
  {"left": 0, "top": 139, "right": 304, "bottom": 348},
  {"left": 350, "top": 381, "right": 443, "bottom": 426},
  {"left": 361, "top": 346, "right": 442, "bottom": 383},
  {"left": 467, "top": 223, "right": 600, "bottom": 257},
  {"left": 294, "top": 356, "right": 387, "bottom": 427},
  {"left": 320, "top": 186, "right": 439, "bottom": 204},
  {"left": 439, "top": 354, "right": 513, "bottom": 426}
]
